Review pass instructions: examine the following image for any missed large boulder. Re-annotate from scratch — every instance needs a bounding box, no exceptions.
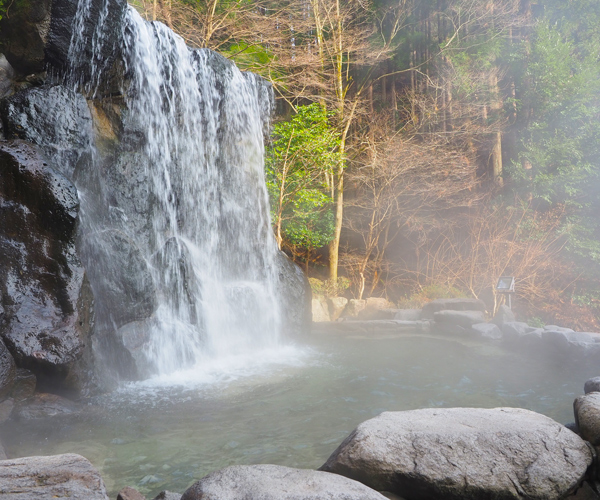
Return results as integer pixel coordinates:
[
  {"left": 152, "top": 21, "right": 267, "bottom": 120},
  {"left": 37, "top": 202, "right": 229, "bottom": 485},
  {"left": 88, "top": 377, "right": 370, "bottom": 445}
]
[
  {"left": 320, "top": 408, "right": 592, "bottom": 500},
  {"left": 574, "top": 393, "right": 600, "bottom": 445},
  {"left": 394, "top": 309, "right": 421, "bottom": 321},
  {"left": 0, "top": 141, "right": 94, "bottom": 395},
  {"left": 433, "top": 310, "right": 485, "bottom": 328},
  {"left": 421, "top": 298, "right": 486, "bottom": 319},
  {"left": 585, "top": 377, "right": 600, "bottom": 394},
  {"left": 502, "top": 322, "right": 541, "bottom": 342},
  {"left": 342, "top": 299, "right": 367, "bottom": 318},
  {"left": 180, "top": 464, "right": 389, "bottom": 500},
  {"left": 0, "top": 453, "right": 109, "bottom": 499},
  {"left": 0, "top": 0, "right": 52, "bottom": 75},
  {"left": 327, "top": 296, "right": 348, "bottom": 321},
  {"left": 472, "top": 322, "right": 503, "bottom": 340},
  {"left": 492, "top": 304, "right": 515, "bottom": 326},
  {"left": 312, "top": 298, "right": 330, "bottom": 323}
]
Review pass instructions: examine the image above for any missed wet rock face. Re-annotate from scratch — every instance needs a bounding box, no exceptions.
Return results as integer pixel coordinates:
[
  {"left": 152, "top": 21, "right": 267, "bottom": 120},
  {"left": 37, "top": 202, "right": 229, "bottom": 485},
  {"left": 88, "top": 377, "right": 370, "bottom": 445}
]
[
  {"left": 0, "top": 84, "right": 93, "bottom": 179},
  {"left": 47, "top": 0, "right": 127, "bottom": 92},
  {"left": 0, "top": 338, "right": 16, "bottom": 400},
  {"left": 81, "top": 229, "right": 157, "bottom": 329},
  {"left": 0, "top": 0, "right": 52, "bottom": 75},
  {"left": 275, "top": 252, "right": 311, "bottom": 334},
  {"left": 0, "top": 141, "right": 93, "bottom": 394}
]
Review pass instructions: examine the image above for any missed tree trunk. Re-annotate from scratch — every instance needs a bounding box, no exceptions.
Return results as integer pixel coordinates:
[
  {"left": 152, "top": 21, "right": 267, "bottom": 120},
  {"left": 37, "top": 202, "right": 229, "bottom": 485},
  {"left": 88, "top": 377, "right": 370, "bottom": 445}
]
[{"left": 492, "top": 131, "right": 503, "bottom": 187}]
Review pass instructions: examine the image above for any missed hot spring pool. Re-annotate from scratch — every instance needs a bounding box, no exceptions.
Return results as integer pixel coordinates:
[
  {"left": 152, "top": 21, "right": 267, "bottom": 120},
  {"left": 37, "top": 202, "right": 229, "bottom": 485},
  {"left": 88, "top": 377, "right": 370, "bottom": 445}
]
[{"left": 0, "top": 331, "right": 593, "bottom": 497}]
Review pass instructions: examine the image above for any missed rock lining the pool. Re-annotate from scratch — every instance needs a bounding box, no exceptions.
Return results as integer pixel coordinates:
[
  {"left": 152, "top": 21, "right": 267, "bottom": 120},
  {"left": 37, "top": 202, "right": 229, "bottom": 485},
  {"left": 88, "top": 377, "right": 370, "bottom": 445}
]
[
  {"left": 5, "top": 377, "right": 600, "bottom": 500},
  {"left": 312, "top": 298, "right": 600, "bottom": 365}
]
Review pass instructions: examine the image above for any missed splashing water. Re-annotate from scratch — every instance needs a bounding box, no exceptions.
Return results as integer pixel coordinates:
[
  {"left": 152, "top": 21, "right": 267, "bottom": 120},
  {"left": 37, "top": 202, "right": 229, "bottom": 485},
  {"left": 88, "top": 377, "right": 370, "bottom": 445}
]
[{"left": 69, "top": 1, "right": 293, "bottom": 382}]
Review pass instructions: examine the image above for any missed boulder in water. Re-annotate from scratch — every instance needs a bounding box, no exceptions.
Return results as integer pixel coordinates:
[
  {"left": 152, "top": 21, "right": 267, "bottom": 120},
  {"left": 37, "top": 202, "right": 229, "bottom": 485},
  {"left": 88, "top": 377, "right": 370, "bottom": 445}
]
[
  {"left": 492, "top": 304, "right": 515, "bottom": 326},
  {"left": 0, "top": 453, "right": 109, "bottom": 499},
  {"left": 13, "top": 392, "right": 78, "bottom": 420},
  {"left": 152, "top": 492, "right": 182, "bottom": 500},
  {"left": 181, "top": 464, "right": 389, "bottom": 500},
  {"left": 327, "top": 297, "right": 348, "bottom": 321},
  {"left": 394, "top": 309, "right": 421, "bottom": 321},
  {"left": 421, "top": 298, "right": 486, "bottom": 319},
  {"left": 312, "top": 298, "right": 330, "bottom": 323},
  {"left": 117, "top": 486, "right": 147, "bottom": 500},
  {"left": 320, "top": 408, "right": 592, "bottom": 500},
  {"left": 433, "top": 310, "right": 486, "bottom": 328},
  {"left": 585, "top": 377, "right": 600, "bottom": 394},
  {"left": 472, "top": 322, "right": 503, "bottom": 340},
  {"left": 574, "top": 392, "right": 600, "bottom": 445}
]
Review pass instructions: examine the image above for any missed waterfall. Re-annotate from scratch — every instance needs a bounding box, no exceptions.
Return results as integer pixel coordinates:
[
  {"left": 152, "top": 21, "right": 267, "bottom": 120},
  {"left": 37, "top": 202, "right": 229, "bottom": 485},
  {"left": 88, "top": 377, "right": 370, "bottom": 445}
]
[{"left": 68, "top": 2, "right": 288, "bottom": 380}]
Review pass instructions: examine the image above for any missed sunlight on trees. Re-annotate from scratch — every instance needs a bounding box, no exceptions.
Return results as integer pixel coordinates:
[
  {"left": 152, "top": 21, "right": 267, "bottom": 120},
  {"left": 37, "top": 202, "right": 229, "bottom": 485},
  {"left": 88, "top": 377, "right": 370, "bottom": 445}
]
[{"left": 129, "top": 0, "right": 600, "bottom": 329}]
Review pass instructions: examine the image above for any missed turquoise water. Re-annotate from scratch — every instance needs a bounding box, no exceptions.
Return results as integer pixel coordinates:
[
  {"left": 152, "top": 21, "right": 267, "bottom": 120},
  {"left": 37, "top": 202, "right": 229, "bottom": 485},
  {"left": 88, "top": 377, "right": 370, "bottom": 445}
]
[{"left": 0, "top": 331, "right": 591, "bottom": 498}]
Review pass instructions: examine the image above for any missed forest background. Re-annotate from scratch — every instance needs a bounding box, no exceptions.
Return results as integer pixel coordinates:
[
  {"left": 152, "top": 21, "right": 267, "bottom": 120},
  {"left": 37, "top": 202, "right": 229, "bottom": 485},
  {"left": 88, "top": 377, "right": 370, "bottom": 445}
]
[{"left": 132, "top": 0, "right": 600, "bottom": 330}]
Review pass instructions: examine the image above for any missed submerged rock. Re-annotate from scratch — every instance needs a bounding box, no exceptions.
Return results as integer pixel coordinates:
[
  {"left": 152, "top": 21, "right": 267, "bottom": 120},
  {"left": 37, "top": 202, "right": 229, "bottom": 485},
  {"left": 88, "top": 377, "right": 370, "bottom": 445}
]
[
  {"left": 13, "top": 392, "right": 78, "bottom": 419},
  {"left": 320, "top": 408, "right": 592, "bottom": 500},
  {"left": 9, "top": 368, "right": 36, "bottom": 401},
  {"left": 181, "top": 464, "right": 388, "bottom": 500},
  {"left": 152, "top": 492, "right": 182, "bottom": 500},
  {"left": 118, "top": 486, "right": 147, "bottom": 500},
  {"left": 0, "top": 453, "right": 110, "bottom": 499}
]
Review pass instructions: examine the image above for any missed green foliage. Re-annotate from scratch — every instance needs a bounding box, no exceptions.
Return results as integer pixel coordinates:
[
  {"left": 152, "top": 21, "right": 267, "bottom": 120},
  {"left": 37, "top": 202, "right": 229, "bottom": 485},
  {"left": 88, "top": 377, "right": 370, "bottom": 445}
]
[
  {"left": 508, "top": 17, "right": 600, "bottom": 278},
  {"left": 0, "top": 0, "right": 6, "bottom": 20},
  {"left": 266, "top": 104, "right": 342, "bottom": 255},
  {"left": 223, "top": 42, "right": 273, "bottom": 71},
  {"left": 527, "top": 316, "right": 545, "bottom": 328},
  {"left": 308, "top": 277, "right": 350, "bottom": 298}
]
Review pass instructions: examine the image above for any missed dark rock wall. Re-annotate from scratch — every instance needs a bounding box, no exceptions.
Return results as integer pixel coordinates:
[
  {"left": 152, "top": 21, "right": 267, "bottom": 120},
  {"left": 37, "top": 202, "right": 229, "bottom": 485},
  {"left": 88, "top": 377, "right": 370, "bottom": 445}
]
[
  {"left": 0, "top": 141, "right": 94, "bottom": 396},
  {"left": 0, "top": 0, "right": 311, "bottom": 398}
]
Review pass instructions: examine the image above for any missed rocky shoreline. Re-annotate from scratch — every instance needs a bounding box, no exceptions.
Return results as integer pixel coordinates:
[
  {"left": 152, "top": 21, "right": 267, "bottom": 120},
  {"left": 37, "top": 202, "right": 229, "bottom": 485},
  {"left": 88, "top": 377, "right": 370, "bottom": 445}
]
[
  {"left": 313, "top": 297, "right": 600, "bottom": 364},
  {"left": 3, "top": 371, "right": 600, "bottom": 499}
]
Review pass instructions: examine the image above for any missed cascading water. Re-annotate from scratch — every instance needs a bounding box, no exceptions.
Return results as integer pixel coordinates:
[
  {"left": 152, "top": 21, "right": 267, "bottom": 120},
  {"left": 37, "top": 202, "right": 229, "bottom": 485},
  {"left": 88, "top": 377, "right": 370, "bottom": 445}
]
[{"left": 67, "top": 0, "right": 293, "bottom": 381}]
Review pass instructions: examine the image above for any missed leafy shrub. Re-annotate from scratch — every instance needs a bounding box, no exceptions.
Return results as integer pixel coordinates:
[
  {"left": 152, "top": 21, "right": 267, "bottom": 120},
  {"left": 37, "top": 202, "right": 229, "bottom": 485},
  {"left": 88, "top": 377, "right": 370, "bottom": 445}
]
[{"left": 309, "top": 277, "right": 350, "bottom": 297}]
